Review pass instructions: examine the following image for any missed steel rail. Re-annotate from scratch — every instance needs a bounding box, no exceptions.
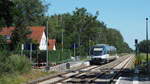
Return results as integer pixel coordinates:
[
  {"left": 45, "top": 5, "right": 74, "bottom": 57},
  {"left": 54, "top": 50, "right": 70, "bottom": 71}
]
[
  {"left": 109, "top": 55, "right": 134, "bottom": 84},
  {"left": 55, "top": 55, "right": 131, "bottom": 83},
  {"left": 86, "top": 55, "right": 132, "bottom": 83},
  {"left": 26, "top": 65, "right": 94, "bottom": 84}
]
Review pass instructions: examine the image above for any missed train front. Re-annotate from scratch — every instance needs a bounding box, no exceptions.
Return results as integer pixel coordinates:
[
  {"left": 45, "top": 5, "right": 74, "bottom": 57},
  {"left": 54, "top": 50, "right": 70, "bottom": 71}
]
[{"left": 90, "top": 45, "right": 107, "bottom": 65}]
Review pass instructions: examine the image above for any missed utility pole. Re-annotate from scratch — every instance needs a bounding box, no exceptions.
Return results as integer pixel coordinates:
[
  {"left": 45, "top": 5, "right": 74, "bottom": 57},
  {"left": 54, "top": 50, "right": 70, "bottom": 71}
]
[
  {"left": 21, "top": 44, "right": 24, "bottom": 56},
  {"left": 78, "top": 28, "right": 81, "bottom": 57},
  {"left": 61, "top": 16, "right": 64, "bottom": 52},
  {"left": 146, "top": 17, "right": 149, "bottom": 67},
  {"left": 30, "top": 43, "right": 32, "bottom": 61},
  {"left": 74, "top": 43, "right": 76, "bottom": 57},
  {"left": 79, "top": 28, "right": 81, "bottom": 47},
  {"left": 89, "top": 37, "right": 90, "bottom": 56},
  {"left": 46, "top": 18, "right": 49, "bottom": 71}
]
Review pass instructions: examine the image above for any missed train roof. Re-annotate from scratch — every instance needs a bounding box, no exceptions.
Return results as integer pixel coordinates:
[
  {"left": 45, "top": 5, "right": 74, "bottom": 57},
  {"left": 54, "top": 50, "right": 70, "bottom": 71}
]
[
  {"left": 93, "top": 44, "right": 116, "bottom": 50},
  {"left": 94, "top": 44, "right": 108, "bottom": 47}
]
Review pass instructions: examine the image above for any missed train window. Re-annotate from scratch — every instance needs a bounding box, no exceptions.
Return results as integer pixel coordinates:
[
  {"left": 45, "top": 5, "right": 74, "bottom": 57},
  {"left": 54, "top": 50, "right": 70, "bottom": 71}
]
[
  {"left": 93, "top": 51, "right": 103, "bottom": 56},
  {"left": 94, "top": 48, "right": 103, "bottom": 51}
]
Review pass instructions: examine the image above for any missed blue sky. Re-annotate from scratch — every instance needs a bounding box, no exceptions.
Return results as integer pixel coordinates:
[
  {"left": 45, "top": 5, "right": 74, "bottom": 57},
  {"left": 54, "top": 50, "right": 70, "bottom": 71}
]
[{"left": 45, "top": 0, "right": 150, "bottom": 49}]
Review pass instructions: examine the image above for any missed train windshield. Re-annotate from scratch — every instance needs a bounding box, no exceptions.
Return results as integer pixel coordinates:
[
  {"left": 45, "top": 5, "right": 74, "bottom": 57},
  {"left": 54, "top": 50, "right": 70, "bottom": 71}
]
[{"left": 92, "top": 48, "right": 103, "bottom": 56}]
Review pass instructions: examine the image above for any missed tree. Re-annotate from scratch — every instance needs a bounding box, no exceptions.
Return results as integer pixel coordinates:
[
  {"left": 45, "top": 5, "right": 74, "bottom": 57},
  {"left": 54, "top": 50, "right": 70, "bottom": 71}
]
[
  {"left": 139, "top": 40, "right": 150, "bottom": 53},
  {"left": 10, "top": 0, "right": 48, "bottom": 50},
  {"left": 46, "top": 7, "right": 132, "bottom": 55},
  {"left": 46, "top": 8, "right": 110, "bottom": 55},
  {"left": 106, "top": 28, "right": 132, "bottom": 53},
  {"left": 0, "top": 0, "right": 16, "bottom": 29}
]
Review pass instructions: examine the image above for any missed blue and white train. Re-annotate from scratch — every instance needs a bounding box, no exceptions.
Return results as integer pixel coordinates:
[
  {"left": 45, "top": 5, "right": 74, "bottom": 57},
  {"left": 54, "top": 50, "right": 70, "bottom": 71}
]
[{"left": 90, "top": 44, "right": 118, "bottom": 65}]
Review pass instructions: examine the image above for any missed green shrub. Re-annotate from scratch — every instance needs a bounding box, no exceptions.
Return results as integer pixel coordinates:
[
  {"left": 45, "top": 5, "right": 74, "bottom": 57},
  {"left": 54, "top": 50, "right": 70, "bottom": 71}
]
[
  {"left": 0, "top": 50, "right": 12, "bottom": 57},
  {"left": 0, "top": 51, "right": 32, "bottom": 84},
  {"left": 0, "top": 54, "right": 31, "bottom": 76},
  {"left": 9, "top": 55, "right": 32, "bottom": 74}
]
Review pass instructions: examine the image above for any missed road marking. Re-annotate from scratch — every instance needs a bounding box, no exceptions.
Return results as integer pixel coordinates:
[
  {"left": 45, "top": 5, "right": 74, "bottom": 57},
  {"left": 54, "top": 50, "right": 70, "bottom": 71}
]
[
  {"left": 115, "top": 77, "right": 122, "bottom": 84},
  {"left": 133, "top": 76, "right": 139, "bottom": 84}
]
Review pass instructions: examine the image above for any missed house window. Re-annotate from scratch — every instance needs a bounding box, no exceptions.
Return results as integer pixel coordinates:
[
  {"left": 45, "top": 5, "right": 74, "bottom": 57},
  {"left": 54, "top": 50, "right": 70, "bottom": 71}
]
[{"left": 4, "top": 35, "right": 11, "bottom": 40}]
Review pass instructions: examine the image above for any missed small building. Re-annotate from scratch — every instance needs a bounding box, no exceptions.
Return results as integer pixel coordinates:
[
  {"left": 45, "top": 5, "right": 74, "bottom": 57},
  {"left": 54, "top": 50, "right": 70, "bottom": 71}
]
[{"left": 0, "top": 26, "right": 56, "bottom": 50}]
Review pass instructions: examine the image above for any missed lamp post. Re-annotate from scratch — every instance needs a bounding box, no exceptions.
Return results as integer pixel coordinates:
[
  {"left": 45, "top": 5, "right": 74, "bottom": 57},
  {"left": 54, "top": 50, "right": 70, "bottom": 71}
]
[
  {"left": 146, "top": 17, "right": 149, "bottom": 67},
  {"left": 46, "top": 18, "right": 49, "bottom": 71}
]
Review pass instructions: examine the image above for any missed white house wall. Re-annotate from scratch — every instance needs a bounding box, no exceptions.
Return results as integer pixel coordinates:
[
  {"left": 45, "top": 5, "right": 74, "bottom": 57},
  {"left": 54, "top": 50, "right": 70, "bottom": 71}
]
[
  {"left": 39, "top": 32, "right": 47, "bottom": 50},
  {"left": 53, "top": 45, "right": 56, "bottom": 50}
]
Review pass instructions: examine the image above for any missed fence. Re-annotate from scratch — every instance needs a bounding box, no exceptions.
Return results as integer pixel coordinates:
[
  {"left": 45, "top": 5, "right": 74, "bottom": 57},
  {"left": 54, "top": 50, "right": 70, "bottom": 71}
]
[{"left": 12, "top": 49, "right": 72, "bottom": 65}]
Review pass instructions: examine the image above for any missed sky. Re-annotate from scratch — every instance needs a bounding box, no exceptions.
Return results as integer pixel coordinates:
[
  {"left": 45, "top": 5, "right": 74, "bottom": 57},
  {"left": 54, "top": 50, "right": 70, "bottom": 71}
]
[{"left": 45, "top": 0, "right": 150, "bottom": 49}]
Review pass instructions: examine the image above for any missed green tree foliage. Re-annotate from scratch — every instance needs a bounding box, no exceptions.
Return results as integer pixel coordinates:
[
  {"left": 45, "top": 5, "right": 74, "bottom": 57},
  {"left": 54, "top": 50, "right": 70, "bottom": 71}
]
[
  {"left": 0, "top": 0, "right": 16, "bottom": 29},
  {"left": 0, "top": 36, "right": 8, "bottom": 50},
  {"left": 122, "top": 42, "right": 132, "bottom": 53},
  {"left": 139, "top": 40, "right": 150, "bottom": 53},
  {"left": 0, "top": 1, "right": 131, "bottom": 54},
  {"left": 106, "top": 28, "right": 132, "bottom": 53},
  {"left": 10, "top": 0, "right": 48, "bottom": 50},
  {"left": 47, "top": 8, "right": 106, "bottom": 53},
  {"left": 0, "top": 51, "right": 31, "bottom": 78},
  {"left": 13, "top": 0, "right": 49, "bottom": 26},
  {"left": 46, "top": 8, "right": 132, "bottom": 55}
]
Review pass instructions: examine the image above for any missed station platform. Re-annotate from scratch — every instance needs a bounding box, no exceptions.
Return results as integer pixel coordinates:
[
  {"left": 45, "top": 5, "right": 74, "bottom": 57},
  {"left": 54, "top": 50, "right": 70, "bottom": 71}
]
[{"left": 116, "top": 76, "right": 150, "bottom": 84}]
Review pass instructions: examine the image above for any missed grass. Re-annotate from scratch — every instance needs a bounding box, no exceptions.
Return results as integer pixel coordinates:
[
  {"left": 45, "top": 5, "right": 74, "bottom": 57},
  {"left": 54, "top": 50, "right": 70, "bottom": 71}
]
[
  {"left": 134, "top": 53, "right": 150, "bottom": 74},
  {"left": 133, "top": 53, "right": 150, "bottom": 69},
  {"left": 117, "top": 53, "right": 129, "bottom": 57},
  {"left": 138, "top": 53, "right": 150, "bottom": 63},
  {"left": 0, "top": 69, "right": 57, "bottom": 84},
  {"left": 80, "top": 56, "right": 89, "bottom": 61},
  {"left": 18, "top": 70, "right": 57, "bottom": 83}
]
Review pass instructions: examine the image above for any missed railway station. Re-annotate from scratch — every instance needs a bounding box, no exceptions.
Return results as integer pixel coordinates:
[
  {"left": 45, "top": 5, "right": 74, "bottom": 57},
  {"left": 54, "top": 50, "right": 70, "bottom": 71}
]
[{"left": 1, "top": 0, "right": 150, "bottom": 84}]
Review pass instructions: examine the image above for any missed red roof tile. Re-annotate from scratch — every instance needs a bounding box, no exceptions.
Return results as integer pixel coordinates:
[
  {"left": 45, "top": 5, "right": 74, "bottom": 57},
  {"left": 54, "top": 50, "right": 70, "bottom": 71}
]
[
  {"left": 0, "top": 26, "right": 45, "bottom": 44},
  {"left": 29, "top": 26, "right": 45, "bottom": 44},
  {"left": 0, "top": 27, "right": 14, "bottom": 35},
  {"left": 48, "top": 39, "right": 56, "bottom": 50}
]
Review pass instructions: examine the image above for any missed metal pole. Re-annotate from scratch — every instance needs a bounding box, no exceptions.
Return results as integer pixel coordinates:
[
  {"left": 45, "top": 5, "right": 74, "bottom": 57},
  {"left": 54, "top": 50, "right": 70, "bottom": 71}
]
[
  {"left": 61, "top": 16, "right": 64, "bottom": 52},
  {"left": 46, "top": 19, "right": 49, "bottom": 71},
  {"left": 78, "top": 28, "right": 81, "bottom": 57},
  {"left": 36, "top": 50, "right": 38, "bottom": 65},
  {"left": 79, "top": 28, "right": 81, "bottom": 46},
  {"left": 21, "top": 44, "right": 24, "bottom": 56},
  {"left": 135, "top": 39, "right": 138, "bottom": 57},
  {"left": 134, "top": 39, "right": 139, "bottom": 74},
  {"left": 89, "top": 37, "right": 91, "bottom": 56},
  {"left": 146, "top": 17, "right": 149, "bottom": 67},
  {"left": 74, "top": 43, "right": 76, "bottom": 57},
  {"left": 30, "top": 43, "right": 32, "bottom": 61}
]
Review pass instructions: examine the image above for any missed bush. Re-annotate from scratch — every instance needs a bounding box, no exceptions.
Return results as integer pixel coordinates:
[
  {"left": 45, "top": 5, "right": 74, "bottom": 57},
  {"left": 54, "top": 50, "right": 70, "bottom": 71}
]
[
  {"left": 9, "top": 55, "right": 32, "bottom": 74},
  {"left": 0, "top": 50, "right": 12, "bottom": 57},
  {"left": 0, "top": 52, "right": 32, "bottom": 76}
]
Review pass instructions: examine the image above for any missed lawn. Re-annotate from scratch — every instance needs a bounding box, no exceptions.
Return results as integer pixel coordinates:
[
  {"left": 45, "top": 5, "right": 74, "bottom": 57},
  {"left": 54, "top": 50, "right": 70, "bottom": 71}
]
[
  {"left": 134, "top": 53, "right": 150, "bottom": 68},
  {"left": 138, "top": 53, "right": 150, "bottom": 63},
  {"left": 0, "top": 69, "right": 57, "bottom": 84}
]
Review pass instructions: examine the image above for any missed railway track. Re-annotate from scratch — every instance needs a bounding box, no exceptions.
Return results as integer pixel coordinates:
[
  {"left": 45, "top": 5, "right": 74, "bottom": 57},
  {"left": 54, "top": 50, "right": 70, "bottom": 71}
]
[
  {"left": 26, "top": 64, "right": 102, "bottom": 84},
  {"left": 59, "top": 54, "right": 134, "bottom": 84},
  {"left": 29, "top": 54, "right": 134, "bottom": 84}
]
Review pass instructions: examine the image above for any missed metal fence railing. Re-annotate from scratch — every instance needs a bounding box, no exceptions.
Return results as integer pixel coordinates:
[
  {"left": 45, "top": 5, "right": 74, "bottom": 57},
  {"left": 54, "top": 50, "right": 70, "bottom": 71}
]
[{"left": 0, "top": 49, "right": 72, "bottom": 66}]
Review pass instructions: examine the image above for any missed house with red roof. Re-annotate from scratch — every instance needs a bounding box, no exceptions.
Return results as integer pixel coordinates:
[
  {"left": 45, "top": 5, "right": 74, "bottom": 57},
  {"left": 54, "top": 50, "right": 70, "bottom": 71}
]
[{"left": 0, "top": 26, "right": 56, "bottom": 50}]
